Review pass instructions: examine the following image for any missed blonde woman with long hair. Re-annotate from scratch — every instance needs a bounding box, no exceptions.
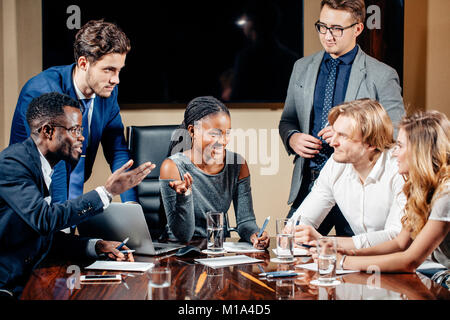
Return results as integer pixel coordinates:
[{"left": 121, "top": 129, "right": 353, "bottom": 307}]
[{"left": 333, "top": 110, "right": 449, "bottom": 288}]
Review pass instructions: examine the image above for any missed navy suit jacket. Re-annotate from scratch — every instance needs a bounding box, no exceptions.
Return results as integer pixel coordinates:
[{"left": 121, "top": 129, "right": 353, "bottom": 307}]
[
  {"left": 9, "top": 64, "right": 137, "bottom": 203},
  {"left": 0, "top": 138, "right": 105, "bottom": 295}
]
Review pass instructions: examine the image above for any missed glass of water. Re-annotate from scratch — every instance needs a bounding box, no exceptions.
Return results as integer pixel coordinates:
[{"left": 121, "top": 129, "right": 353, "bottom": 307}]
[
  {"left": 146, "top": 266, "right": 171, "bottom": 300},
  {"left": 207, "top": 211, "right": 224, "bottom": 252},
  {"left": 317, "top": 237, "right": 337, "bottom": 283},
  {"left": 276, "top": 218, "right": 295, "bottom": 263}
]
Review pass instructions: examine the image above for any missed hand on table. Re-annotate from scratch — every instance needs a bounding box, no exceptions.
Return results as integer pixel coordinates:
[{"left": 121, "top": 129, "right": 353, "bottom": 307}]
[
  {"left": 293, "top": 225, "right": 322, "bottom": 248},
  {"left": 95, "top": 240, "right": 135, "bottom": 262}
]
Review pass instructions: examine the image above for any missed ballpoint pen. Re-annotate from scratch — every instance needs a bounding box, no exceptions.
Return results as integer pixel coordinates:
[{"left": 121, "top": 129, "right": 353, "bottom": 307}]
[
  {"left": 258, "top": 216, "right": 270, "bottom": 238},
  {"left": 299, "top": 243, "right": 315, "bottom": 249},
  {"left": 99, "top": 237, "right": 131, "bottom": 259},
  {"left": 258, "top": 270, "right": 300, "bottom": 278},
  {"left": 116, "top": 237, "right": 130, "bottom": 251}
]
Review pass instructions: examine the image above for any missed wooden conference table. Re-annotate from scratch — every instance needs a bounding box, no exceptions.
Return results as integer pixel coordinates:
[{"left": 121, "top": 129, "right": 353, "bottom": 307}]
[{"left": 21, "top": 238, "right": 449, "bottom": 300}]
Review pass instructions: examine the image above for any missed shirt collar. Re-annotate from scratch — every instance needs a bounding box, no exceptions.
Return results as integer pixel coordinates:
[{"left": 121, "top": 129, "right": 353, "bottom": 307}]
[
  {"left": 324, "top": 45, "right": 358, "bottom": 66},
  {"left": 37, "top": 146, "right": 54, "bottom": 190},
  {"left": 366, "top": 149, "right": 388, "bottom": 182},
  {"left": 349, "top": 149, "right": 389, "bottom": 184},
  {"left": 72, "top": 76, "right": 96, "bottom": 101}
]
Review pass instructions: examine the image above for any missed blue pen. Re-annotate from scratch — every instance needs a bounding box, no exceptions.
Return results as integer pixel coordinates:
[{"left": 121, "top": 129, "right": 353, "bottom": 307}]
[
  {"left": 300, "top": 243, "right": 315, "bottom": 249},
  {"left": 258, "top": 216, "right": 270, "bottom": 238},
  {"left": 259, "top": 271, "right": 300, "bottom": 278},
  {"left": 116, "top": 237, "right": 130, "bottom": 251}
]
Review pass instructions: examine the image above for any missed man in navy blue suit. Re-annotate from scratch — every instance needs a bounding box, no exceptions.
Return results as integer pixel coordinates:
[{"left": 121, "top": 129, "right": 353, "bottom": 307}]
[
  {"left": 9, "top": 20, "right": 137, "bottom": 204},
  {"left": 0, "top": 92, "right": 155, "bottom": 298}
]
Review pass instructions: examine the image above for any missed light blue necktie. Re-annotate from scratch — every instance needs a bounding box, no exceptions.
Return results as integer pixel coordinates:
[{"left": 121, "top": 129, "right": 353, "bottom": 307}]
[
  {"left": 68, "top": 98, "right": 92, "bottom": 199},
  {"left": 316, "top": 58, "right": 339, "bottom": 170}
]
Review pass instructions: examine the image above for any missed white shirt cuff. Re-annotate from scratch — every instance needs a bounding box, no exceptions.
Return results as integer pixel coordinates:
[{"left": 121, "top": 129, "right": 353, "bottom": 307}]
[
  {"left": 86, "top": 238, "right": 102, "bottom": 258},
  {"left": 95, "top": 186, "right": 111, "bottom": 210}
]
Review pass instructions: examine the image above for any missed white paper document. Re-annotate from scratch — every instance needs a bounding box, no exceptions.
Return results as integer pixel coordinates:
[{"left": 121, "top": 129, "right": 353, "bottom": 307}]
[
  {"left": 223, "top": 242, "right": 264, "bottom": 253},
  {"left": 195, "top": 255, "right": 263, "bottom": 269},
  {"left": 296, "top": 262, "right": 359, "bottom": 274},
  {"left": 85, "top": 261, "right": 154, "bottom": 272},
  {"left": 272, "top": 248, "right": 310, "bottom": 256}
]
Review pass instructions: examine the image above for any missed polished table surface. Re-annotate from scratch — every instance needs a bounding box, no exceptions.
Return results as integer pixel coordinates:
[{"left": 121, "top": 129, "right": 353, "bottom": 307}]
[{"left": 21, "top": 238, "right": 450, "bottom": 300}]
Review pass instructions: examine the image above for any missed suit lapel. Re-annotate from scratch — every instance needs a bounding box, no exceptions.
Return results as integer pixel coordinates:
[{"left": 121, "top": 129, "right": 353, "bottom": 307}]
[
  {"left": 345, "top": 46, "right": 367, "bottom": 101},
  {"left": 62, "top": 64, "right": 78, "bottom": 99},
  {"left": 302, "top": 51, "right": 324, "bottom": 128},
  {"left": 23, "top": 138, "right": 50, "bottom": 197}
]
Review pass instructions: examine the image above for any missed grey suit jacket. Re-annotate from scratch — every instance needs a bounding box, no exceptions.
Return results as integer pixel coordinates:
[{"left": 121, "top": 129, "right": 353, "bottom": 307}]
[{"left": 279, "top": 46, "right": 405, "bottom": 204}]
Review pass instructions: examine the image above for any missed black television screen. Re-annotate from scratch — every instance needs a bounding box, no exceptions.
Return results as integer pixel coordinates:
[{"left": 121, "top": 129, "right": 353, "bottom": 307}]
[{"left": 42, "top": 0, "right": 304, "bottom": 105}]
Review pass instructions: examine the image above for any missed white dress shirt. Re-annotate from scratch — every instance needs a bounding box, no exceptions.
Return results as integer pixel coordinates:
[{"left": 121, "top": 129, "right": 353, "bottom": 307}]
[{"left": 290, "top": 149, "right": 405, "bottom": 249}]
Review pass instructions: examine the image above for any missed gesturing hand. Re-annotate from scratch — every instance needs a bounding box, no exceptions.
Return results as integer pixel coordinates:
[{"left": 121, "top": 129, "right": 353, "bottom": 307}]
[
  {"left": 289, "top": 132, "right": 322, "bottom": 158},
  {"left": 169, "top": 172, "right": 193, "bottom": 194},
  {"left": 105, "top": 160, "right": 156, "bottom": 197}
]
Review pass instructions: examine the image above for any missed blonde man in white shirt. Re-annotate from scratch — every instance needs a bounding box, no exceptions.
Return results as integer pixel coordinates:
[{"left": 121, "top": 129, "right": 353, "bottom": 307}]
[{"left": 290, "top": 98, "right": 405, "bottom": 250}]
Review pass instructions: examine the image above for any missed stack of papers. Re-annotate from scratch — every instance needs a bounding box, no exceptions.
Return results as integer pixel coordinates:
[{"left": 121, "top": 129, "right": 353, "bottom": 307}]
[
  {"left": 296, "top": 262, "right": 359, "bottom": 274},
  {"left": 85, "top": 261, "right": 154, "bottom": 272},
  {"left": 223, "top": 242, "right": 264, "bottom": 253},
  {"left": 195, "top": 255, "right": 263, "bottom": 269}
]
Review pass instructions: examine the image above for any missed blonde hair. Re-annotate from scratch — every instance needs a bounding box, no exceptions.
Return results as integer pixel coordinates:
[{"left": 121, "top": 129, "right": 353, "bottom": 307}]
[
  {"left": 399, "top": 111, "right": 450, "bottom": 238},
  {"left": 328, "top": 98, "right": 395, "bottom": 152}
]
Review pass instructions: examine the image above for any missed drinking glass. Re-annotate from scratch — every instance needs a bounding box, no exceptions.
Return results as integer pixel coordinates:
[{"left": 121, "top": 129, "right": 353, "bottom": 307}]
[
  {"left": 275, "top": 218, "right": 295, "bottom": 263},
  {"left": 317, "top": 237, "right": 337, "bottom": 283},
  {"left": 146, "top": 266, "right": 171, "bottom": 300},
  {"left": 207, "top": 211, "right": 224, "bottom": 252},
  {"left": 275, "top": 278, "right": 295, "bottom": 300}
]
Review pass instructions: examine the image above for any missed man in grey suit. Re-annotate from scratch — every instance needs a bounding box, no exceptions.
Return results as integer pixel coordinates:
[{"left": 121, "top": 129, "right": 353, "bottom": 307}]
[{"left": 279, "top": 0, "right": 405, "bottom": 235}]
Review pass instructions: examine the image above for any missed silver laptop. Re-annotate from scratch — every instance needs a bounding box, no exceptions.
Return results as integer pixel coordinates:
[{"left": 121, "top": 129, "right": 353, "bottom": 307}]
[{"left": 77, "top": 202, "right": 185, "bottom": 255}]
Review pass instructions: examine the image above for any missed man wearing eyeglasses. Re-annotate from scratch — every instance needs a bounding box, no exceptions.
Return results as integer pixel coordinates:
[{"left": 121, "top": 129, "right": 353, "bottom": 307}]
[
  {"left": 279, "top": 0, "right": 405, "bottom": 236},
  {"left": 9, "top": 20, "right": 137, "bottom": 207},
  {"left": 0, "top": 92, "right": 155, "bottom": 298}
]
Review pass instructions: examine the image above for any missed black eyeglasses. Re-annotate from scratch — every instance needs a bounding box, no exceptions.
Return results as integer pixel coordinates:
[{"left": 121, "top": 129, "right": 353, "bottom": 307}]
[
  {"left": 315, "top": 21, "right": 358, "bottom": 37},
  {"left": 50, "top": 125, "right": 84, "bottom": 138}
]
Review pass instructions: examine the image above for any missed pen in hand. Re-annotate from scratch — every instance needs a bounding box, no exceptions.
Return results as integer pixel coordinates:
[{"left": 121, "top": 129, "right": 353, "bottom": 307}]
[
  {"left": 99, "top": 237, "right": 131, "bottom": 259},
  {"left": 116, "top": 237, "right": 130, "bottom": 251},
  {"left": 258, "top": 216, "right": 270, "bottom": 238}
]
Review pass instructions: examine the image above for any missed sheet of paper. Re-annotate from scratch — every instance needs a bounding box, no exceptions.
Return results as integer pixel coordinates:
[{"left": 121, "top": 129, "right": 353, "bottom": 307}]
[
  {"left": 85, "top": 261, "right": 154, "bottom": 272},
  {"left": 223, "top": 242, "right": 264, "bottom": 253},
  {"left": 272, "top": 248, "right": 310, "bottom": 256},
  {"left": 296, "top": 262, "right": 359, "bottom": 274},
  {"left": 195, "top": 255, "right": 263, "bottom": 269}
]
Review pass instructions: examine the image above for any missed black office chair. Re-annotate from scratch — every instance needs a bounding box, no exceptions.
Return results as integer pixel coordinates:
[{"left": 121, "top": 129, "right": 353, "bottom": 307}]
[{"left": 127, "top": 125, "right": 178, "bottom": 240}]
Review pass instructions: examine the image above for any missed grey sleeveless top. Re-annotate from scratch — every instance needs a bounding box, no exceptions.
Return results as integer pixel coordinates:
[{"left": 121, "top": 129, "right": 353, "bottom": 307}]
[{"left": 159, "top": 150, "right": 259, "bottom": 243}]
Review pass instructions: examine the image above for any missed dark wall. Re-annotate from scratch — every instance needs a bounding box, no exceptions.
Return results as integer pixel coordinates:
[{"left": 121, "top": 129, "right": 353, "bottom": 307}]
[{"left": 42, "top": 0, "right": 303, "bottom": 105}]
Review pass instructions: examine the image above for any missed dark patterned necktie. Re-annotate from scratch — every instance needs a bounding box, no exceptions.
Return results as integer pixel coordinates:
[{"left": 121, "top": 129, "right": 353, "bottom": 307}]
[{"left": 316, "top": 58, "right": 339, "bottom": 170}]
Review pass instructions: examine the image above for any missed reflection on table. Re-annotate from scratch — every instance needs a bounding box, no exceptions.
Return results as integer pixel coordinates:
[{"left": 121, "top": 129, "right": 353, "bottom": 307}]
[{"left": 21, "top": 238, "right": 450, "bottom": 300}]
